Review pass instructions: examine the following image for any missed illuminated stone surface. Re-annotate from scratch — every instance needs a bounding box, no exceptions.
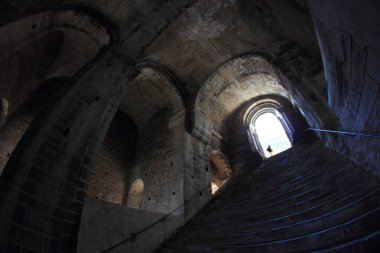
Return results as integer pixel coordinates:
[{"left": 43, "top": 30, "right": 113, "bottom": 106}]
[{"left": 0, "top": 1, "right": 379, "bottom": 252}]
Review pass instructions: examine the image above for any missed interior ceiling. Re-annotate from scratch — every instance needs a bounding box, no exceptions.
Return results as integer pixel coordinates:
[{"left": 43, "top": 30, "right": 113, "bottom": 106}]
[
  {"left": 118, "top": 67, "right": 184, "bottom": 130},
  {"left": 0, "top": 0, "right": 325, "bottom": 129},
  {"left": 196, "top": 55, "right": 291, "bottom": 131},
  {"left": 0, "top": 8, "right": 110, "bottom": 114},
  {"left": 143, "top": 0, "right": 320, "bottom": 86},
  {"left": 211, "top": 74, "right": 288, "bottom": 117},
  {"left": 1, "top": 0, "right": 319, "bottom": 73}
]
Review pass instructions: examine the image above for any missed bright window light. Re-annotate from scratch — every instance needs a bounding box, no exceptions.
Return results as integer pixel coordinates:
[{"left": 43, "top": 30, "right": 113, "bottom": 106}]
[
  {"left": 211, "top": 183, "right": 219, "bottom": 194},
  {"left": 254, "top": 112, "right": 291, "bottom": 158}
]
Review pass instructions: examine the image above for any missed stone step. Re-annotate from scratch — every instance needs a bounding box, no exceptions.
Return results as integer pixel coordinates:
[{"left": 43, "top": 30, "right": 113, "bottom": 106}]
[
  {"left": 217, "top": 163, "right": 358, "bottom": 210},
  {"left": 173, "top": 189, "right": 380, "bottom": 244},
  {"left": 315, "top": 229, "right": 380, "bottom": 252},
  {"left": 180, "top": 182, "right": 379, "bottom": 235},
  {"left": 157, "top": 141, "right": 380, "bottom": 252},
  {"left": 189, "top": 166, "right": 369, "bottom": 226},
  {"left": 165, "top": 206, "right": 380, "bottom": 252}
]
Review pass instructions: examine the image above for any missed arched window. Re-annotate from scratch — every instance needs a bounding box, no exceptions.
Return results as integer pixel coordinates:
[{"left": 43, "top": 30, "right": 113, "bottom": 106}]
[
  {"left": 211, "top": 183, "right": 219, "bottom": 194},
  {"left": 253, "top": 112, "right": 292, "bottom": 158},
  {"left": 127, "top": 179, "right": 144, "bottom": 209},
  {"left": 246, "top": 102, "right": 293, "bottom": 158}
]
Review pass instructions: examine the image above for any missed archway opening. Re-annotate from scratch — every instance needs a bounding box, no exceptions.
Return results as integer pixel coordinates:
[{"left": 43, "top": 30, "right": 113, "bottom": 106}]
[
  {"left": 211, "top": 183, "right": 219, "bottom": 194},
  {"left": 127, "top": 179, "right": 144, "bottom": 209},
  {"left": 209, "top": 151, "right": 232, "bottom": 195},
  {"left": 252, "top": 112, "right": 292, "bottom": 158},
  {"left": 87, "top": 111, "right": 138, "bottom": 206}
]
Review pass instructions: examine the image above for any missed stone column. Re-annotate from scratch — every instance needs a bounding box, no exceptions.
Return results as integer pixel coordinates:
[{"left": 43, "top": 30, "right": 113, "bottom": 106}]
[
  {"left": 184, "top": 111, "right": 213, "bottom": 219},
  {"left": 0, "top": 52, "right": 132, "bottom": 253}
]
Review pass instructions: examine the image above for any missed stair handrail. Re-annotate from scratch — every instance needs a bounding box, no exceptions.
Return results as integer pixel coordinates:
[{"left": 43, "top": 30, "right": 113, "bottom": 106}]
[{"left": 307, "top": 128, "right": 380, "bottom": 138}]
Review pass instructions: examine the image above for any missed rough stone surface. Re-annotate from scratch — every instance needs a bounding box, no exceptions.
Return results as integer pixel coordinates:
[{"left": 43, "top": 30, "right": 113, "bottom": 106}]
[
  {"left": 0, "top": 105, "right": 36, "bottom": 175},
  {"left": 129, "top": 109, "right": 183, "bottom": 214},
  {"left": 0, "top": 9, "right": 110, "bottom": 118},
  {"left": 0, "top": 0, "right": 378, "bottom": 252},
  {"left": 119, "top": 67, "right": 184, "bottom": 130},
  {"left": 0, "top": 78, "right": 72, "bottom": 174},
  {"left": 158, "top": 141, "right": 380, "bottom": 252},
  {"left": 78, "top": 197, "right": 184, "bottom": 253},
  {"left": 308, "top": 0, "right": 380, "bottom": 176},
  {"left": 87, "top": 111, "right": 138, "bottom": 206},
  {"left": 0, "top": 53, "right": 130, "bottom": 253}
]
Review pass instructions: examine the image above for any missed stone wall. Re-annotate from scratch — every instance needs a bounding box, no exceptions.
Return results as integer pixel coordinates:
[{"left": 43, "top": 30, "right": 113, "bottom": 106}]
[
  {"left": 0, "top": 53, "right": 131, "bottom": 253},
  {"left": 0, "top": 9, "right": 110, "bottom": 117},
  {"left": 1, "top": 1, "right": 378, "bottom": 252},
  {"left": 224, "top": 95, "right": 313, "bottom": 174},
  {"left": 78, "top": 197, "right": 184, "bottom": 253},
  {"left": 87, "top": 111, "right": 138, "bottom": 206},
  {"left": 77, "top": 109, "right": 213, "bottom": 252},
  {"left": 126, "top": 109, "right": 184, "bottom": 214},
  {"left": 0, "top": 105, "right": 37, "bottom": 176},
  {"left": 0, "top": 79, "right": 72, "bottom": 175},
  {"left": 308, "top": 0, "right": 380, "bottom": 176},
  {"left": 183, "top": 132, "right": 213, "bottom": 219}
]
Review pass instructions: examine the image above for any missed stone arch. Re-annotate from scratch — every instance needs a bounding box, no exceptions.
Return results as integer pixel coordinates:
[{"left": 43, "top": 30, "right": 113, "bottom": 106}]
[
  {"left": 194, "top": 55, "right": 291, "bottom": 136},
  {"left": 136, "top": 60, "right": 193, "bottom": 131},
  {"left": 119, "top": 66, "right": 185, "bottom": 130},
  {"left": 240, "top": 94, "right": 313, "bottom": 147},
  {"left": 0, "top": 9, "right": 124, "bottom": 252},
  {"left": 193, "top": 55, "right": 321, "bottom": 173},
  {"left": 249, "top": 109, "right": 292, "bottom": 158},
  {"left": 127, "top": 108, "right": 182, "bottom": 214},
  {"left": 136, "top": 60, "right": 189, "bottom": 108},
  {"left": 0, "top": 52, "right": 129, "bottom": 253},
  {"left": 119, "top": 66, "right": 187, "bottom": 213},
  {"left": 87, "top": 111, "right": 138, "bottom": 206},
  {"left": 0, "top": 8, "right": 111, "bottom": 119},
  {"left": 223, "top": 94, "right": 313, "bottom": 172},
  {"left": 244, "top": 97, "right": 295, "bottom": 158},
  {"left": 0, "top": 77, "right": 73, "bottom": 176},
  {"left": 127, "top": 179, "right": 144, "bottom": 209},
  {"left": 87, "top": 65, "right": 187, "bottom": 214},
  {"left": 194, "top": 54, "right": 335, "bottom": 139}
]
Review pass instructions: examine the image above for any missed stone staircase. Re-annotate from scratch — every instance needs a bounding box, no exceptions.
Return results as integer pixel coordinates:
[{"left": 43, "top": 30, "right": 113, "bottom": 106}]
[{"left": 157, "top": 141, "right": 380, "bottom": 252}]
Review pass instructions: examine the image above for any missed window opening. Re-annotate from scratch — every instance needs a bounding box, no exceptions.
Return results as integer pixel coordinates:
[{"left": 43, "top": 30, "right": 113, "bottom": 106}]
[
  {"left": 127, "top": 179, "right": 144, "bottom": 209},
  {"left": 211, "top": 182, "right": 219, "bottom": 194},
  {"left": 253, "top": 112, "right": 292, "bottom": 158}
]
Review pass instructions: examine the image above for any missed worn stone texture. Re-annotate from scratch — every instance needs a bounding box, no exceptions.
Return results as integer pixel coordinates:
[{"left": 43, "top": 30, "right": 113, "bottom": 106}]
[
  {"left": 119, "top": 67, "right": 184, "bottom": 130},
  {"left": 0, "top": 0, "right": 379, "bottom": 252},
  {"left": 0, "top": 9, "right": 110, "bottom": 119},
  {"left": 0, "top": 53, "right": 130, "bottom": 253},
  {"left": 88, "top": 111, "right": 138, "bottom": 206},
  {"left": 0, "top": 105, "right": 36, "bottom": 175},
  {"left": 78, "top": 197, "right": 184, "bottom": 253},
  {"left": 129, "top": 109, "right": 183, "bottom": 214},
  {"left": 158, "top": 140, "right": 380, "bottom": 252},
  {"left": 308, "top": 0, "right": 380, "bottom": 175}
]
